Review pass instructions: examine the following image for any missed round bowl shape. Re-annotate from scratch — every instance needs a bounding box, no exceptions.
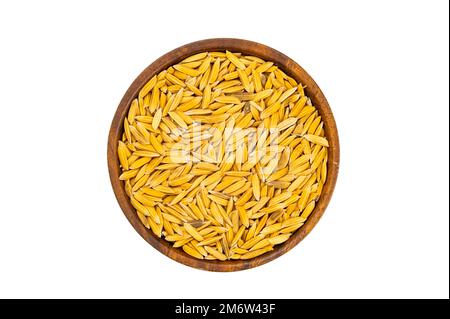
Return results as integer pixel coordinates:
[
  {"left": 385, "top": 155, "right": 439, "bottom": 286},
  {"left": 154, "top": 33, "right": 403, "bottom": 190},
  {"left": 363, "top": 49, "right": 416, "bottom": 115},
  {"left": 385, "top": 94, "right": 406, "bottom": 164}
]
[{"left": 107, "top": 38, "right": 340, "bottom": 271}]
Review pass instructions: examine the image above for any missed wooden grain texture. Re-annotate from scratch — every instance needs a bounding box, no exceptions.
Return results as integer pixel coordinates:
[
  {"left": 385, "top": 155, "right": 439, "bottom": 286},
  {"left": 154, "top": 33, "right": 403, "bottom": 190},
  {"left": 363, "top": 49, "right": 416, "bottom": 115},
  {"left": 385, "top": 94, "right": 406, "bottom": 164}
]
[{"left": 107, "top": 38, "right": 340, "bottom": 272}]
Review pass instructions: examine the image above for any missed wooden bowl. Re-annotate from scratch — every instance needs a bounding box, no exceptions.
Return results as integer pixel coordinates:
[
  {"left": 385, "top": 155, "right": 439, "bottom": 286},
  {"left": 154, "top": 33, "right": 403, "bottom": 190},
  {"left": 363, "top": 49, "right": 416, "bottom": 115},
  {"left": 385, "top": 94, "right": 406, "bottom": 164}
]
[{"left": 107, "top": 38, "right": 340, "bottom": 271}]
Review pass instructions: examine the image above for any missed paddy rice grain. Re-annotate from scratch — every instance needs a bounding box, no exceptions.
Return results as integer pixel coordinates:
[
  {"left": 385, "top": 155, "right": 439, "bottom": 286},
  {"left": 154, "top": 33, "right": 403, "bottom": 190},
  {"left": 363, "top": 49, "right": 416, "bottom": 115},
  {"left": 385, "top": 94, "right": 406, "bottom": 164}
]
[{"left": 118, "top": 51, "right": 329, "bottom": 260}]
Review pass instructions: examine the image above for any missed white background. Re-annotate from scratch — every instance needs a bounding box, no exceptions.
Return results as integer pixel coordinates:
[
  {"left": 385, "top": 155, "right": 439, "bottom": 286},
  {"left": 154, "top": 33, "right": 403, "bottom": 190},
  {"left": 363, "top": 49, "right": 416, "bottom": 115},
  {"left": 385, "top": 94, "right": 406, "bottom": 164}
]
[{"left": 0, "top": 0, "right": 448, "bottom": 299}]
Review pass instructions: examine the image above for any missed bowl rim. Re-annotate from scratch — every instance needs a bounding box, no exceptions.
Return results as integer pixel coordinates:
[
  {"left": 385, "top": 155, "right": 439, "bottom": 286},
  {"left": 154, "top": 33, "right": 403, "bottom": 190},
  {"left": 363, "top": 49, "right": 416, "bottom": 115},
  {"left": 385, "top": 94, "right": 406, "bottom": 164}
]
[{"left": 107, "top": 38, "right": 340, "bottom": 272}]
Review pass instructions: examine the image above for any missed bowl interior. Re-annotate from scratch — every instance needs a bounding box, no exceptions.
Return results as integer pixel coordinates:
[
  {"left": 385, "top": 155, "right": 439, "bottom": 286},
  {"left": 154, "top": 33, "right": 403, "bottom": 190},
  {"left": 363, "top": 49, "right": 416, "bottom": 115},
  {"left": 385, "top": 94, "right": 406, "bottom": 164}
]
[{"left": 107, "top": 38, "right": 339, "bottom": 271}]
